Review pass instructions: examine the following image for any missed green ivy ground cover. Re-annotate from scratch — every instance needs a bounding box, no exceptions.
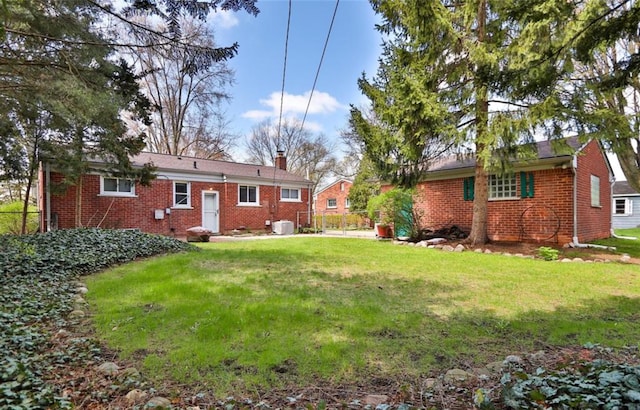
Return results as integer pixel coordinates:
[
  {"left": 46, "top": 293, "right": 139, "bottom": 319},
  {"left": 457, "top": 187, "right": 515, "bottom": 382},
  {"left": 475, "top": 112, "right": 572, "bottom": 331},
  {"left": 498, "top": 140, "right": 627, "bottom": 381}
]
[{"left": 0, "top": 228, "right": 196, "bottom": 409}]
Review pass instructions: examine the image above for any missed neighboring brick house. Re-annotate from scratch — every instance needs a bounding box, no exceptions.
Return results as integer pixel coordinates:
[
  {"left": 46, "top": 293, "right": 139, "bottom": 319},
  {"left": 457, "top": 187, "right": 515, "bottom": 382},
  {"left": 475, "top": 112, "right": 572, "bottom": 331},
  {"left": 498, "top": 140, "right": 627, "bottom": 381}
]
[
  {"left": 404, "top": 137, "right": 612, "bottom": 244},
  {"left": 314, "top": 179, "right": 352, "bottom": 214},
  {"left": 612, "top": 181, "right": 640, "bottom": 229},
  {"left": 38, "top": 151, "right": 312, "bottom": 236}
]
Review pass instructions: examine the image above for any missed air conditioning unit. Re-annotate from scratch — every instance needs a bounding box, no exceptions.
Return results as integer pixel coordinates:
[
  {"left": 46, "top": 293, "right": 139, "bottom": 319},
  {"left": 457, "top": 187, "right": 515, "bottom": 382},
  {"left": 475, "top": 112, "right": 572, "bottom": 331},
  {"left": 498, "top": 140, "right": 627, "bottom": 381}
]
[{"left": 272, "top": 220, "right": 294, "bottom": 235}]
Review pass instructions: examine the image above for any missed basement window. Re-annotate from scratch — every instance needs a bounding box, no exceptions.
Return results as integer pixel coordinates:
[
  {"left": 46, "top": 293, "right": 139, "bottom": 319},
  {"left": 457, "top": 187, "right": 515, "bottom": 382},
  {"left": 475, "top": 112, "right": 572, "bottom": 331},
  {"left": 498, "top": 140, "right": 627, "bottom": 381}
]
[{"left": 101, "top": 177, "right": 135, "bottom": 196}]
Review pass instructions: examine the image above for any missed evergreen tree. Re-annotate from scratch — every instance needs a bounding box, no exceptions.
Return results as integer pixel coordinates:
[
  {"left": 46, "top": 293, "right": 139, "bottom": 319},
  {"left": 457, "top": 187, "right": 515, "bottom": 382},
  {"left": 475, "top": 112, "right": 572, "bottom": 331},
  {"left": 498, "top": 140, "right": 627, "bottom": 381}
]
[
  {"left": 353, "top": 0, "right": 571, "bottom": 245},
  {"left": 0, "top": 0, "right": 259, "bottom": 231}
]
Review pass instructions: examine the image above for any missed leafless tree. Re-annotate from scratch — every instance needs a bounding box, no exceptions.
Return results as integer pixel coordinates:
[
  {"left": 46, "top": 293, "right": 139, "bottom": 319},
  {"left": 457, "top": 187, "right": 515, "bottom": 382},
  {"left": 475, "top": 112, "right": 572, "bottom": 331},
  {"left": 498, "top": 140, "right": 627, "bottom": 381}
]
[
  {"left": 245, "top": 119, "right": 337, "bottom": 193},
  {"left": 124, "top": 16, "right": 236, "bottom": 159}
]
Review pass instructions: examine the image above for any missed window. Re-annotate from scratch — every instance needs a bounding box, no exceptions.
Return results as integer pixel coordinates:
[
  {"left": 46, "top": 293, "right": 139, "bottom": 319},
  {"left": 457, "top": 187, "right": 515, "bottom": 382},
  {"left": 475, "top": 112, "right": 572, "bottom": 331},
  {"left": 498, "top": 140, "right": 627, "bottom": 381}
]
[
  {"left": 327, "top": 198, "right": 337, "bottom": 208},
  {"left": 101, "top": 177, "right": 135, "bottom": 196},
  {"left": 614, "top": 198, "right": 632, "bottom": 215},
  {"left": 173, "top": 181, "right": 191, "bottom": 207},
  {"left": 489, "top": 174, "right": 517, "bottom": 199},
  {"left": 340, "top": 182, "right": 345, "bottom": 191},
  {"left": 281, "top": 188, "right": 300, "bottom": 201},
  {"left": 591, "top": 175, "right": 601, "bottom": 207},
  {"left": 345, "top": 197, "right": 351, "bottom": 208},
  {"left": 239, "top": 185, "right": 258, "bottom": 205}
]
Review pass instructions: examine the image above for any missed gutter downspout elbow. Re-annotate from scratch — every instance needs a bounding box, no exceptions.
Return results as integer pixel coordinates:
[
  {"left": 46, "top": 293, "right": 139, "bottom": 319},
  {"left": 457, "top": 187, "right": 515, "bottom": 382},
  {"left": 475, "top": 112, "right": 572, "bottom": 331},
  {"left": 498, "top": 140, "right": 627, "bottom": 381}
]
[{"left": 611, "top": 229, "right": 637, "bottom": 240}]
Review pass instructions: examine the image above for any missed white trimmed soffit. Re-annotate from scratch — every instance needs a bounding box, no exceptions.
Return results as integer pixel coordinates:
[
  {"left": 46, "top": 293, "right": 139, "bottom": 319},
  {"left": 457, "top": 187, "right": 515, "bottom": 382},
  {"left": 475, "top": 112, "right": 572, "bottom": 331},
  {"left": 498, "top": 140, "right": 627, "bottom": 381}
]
[
  {"left": 420, "top": 157, "right": 573, "bottom": 182},
  {"left": 84, "top": 161, "right": 308, "bottom": 186}
]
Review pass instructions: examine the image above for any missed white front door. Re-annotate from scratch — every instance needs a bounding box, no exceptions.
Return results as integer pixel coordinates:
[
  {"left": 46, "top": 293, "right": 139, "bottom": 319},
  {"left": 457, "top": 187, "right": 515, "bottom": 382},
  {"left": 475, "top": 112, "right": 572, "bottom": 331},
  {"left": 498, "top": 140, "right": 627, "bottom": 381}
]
[{"left": 202, "top": 191, "right": 219, "bottom": 233}]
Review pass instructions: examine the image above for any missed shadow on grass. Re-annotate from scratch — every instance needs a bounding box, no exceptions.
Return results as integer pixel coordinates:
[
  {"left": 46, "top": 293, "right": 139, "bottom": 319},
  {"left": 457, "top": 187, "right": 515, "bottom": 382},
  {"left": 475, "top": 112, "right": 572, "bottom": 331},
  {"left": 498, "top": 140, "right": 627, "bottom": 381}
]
[{"left": 89, "top": 243, "right": 640, "bottom": 394}]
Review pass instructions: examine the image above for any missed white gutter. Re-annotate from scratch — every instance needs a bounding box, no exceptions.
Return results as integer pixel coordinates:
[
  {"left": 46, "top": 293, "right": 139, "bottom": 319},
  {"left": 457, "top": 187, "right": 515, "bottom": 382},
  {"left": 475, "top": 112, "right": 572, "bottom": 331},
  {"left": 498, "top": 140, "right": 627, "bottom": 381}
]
[{"left": 46, "top": 162, "right": 51, "bottom": 232}]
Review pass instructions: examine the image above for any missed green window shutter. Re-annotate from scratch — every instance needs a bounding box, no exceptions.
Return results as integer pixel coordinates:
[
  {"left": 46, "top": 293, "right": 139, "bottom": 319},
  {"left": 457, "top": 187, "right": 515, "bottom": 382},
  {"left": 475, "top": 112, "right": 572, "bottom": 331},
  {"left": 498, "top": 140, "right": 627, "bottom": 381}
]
[
  {"left": 463, "top": 177, "right": 475, "bottom": 201},
  {"left": 520, "top": 172, "right": 534, "bottom": 198}
]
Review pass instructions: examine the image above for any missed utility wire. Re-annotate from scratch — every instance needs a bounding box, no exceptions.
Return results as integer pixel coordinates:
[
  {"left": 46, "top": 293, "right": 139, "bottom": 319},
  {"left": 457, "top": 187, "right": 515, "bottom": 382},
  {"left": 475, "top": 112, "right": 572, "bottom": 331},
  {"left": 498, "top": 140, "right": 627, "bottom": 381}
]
[
  {"left": 276, "top": 0, "right": 293, "bottom": 152},
  {"left": 299, "top": 0, "right": 340, "bottom": 134}
]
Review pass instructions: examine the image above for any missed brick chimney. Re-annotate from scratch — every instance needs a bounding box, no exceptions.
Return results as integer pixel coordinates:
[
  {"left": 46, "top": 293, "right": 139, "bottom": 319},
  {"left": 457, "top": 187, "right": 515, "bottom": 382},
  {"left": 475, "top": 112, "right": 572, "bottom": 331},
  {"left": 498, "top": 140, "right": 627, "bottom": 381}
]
[{"left": 275, "top": 150, "right": 287, "bottom": 171}]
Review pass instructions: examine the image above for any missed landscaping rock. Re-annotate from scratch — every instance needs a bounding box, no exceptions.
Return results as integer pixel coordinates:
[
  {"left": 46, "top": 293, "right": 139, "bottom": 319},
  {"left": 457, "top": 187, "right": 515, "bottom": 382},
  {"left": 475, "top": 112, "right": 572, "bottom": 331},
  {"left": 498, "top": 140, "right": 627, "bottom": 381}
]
[
  {"left": 426, "top": 237, "right": 447, "bottom": 245},
  {"left": 486, "top": 361, "right": 504, "bottom": 372},
  {"left": 125, "top": 389, "right": 148, "bottom": 402},
  {"left": 68, "top": 310, "right": 85, "bottom": 319},
  {"left": 484, "top": 249, "right": 492, "bottom": 254},
  {"left": 364, "top": 394, "right": 389, "bottom": 406},
  {"left": 444, "top": 368, "right": 475, "bottom": 383},
  {"left": 146, "top": 396, "right": 172, "bottom": 408},
  {"left": 454, "top": 244, "right": 465, "bottom": 252},
  {"left": 119, "top": 367, "right": 141, "bottom": 380},
  {"left": 621, "top": 254, "right": 631, "bottom": 262},
  {"left": 54, "top": 329, "right": 71, "bottom": 339},
  {"left": 97, "top": 362, "right": 119, "bottom": 376},
  {"left": 186, "top": 226, "right": 212, "bottom": 242},
  {"left": 504, "top": 355, "right": 523, "bottom": 365},
  {"left": 442, "top": 245, "right": 455, "bottom": 252},
  {"left": 76, "top": 286, "right": 88, "bottom": 294}
]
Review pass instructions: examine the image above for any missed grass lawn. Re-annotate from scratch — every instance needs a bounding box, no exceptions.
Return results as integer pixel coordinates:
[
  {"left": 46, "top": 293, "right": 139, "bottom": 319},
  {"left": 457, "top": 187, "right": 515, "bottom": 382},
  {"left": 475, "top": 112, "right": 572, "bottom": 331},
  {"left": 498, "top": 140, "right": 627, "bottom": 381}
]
[
  {"left": 85, "top": 237, "right": 640, "bottom": 396},
  {"left": 595, "top": 228, "right": 640, "bottom": 257}
]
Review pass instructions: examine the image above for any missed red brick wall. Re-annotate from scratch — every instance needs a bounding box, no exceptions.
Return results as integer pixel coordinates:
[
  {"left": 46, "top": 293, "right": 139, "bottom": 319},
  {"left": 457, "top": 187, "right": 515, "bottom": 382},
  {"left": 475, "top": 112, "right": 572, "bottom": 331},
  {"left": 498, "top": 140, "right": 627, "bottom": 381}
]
[
  {"left": 315, "top": 180, "right": 352, "bottom": 214},
  {"left": 47, "top": 173, "right": 310, "bottom": 236},
  {"left": 411, "top": 140, "right": 611, "bottom": 244},
  {"left": 574, "top": 140, "right": 611, "bottom": 242}
]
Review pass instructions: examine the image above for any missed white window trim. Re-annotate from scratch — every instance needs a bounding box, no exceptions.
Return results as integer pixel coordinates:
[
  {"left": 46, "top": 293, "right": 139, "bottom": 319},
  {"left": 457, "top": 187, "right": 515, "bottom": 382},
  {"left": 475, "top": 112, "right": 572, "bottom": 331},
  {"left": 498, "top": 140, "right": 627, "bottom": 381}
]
[
  {"left": 591, "top": 175, "right": 601, "bottom": 207},
  {"left": 280, "top": 187, "right": 301, "bottom": 202},
  {"left": 173, "top": 181, "right": 191, "bottom": 208},
  {"left": 238, "top": 184, "right": 260, "bottom": 206},
  {"left": 100, "top": 176, "right": 136, "bottom": 197},
  {"left": 345, "top": 198, "right": 351, "bottom": 208},
  {"left": 613, "top": 198, "right": 633, "bottom": 216},
  {"left": 327, "top": 198, "right": 337, "bottom": 209},
  {"left": 488, "top": 174, "right": 518, "bottom": 200}
]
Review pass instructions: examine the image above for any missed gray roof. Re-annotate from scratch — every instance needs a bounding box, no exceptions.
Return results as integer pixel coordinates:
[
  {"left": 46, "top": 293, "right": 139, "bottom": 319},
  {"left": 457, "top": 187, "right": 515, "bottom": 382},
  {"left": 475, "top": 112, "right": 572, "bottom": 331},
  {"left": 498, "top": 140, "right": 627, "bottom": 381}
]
[
  {"left": 613, "top": 181, "right": 639, "bottom": 196},
  {"left": 428, "top": 137, "right": 582, "bottom": 173},
  {"left": 130, "top": 152, "right": 311, "bottom": 184}
]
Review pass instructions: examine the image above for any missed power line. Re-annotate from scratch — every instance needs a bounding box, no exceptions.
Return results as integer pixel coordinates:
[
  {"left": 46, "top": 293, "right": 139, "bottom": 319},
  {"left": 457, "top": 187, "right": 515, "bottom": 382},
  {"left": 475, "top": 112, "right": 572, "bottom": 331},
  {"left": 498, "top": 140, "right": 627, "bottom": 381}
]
[
  {"left": 299, "top": 0, "right": 340, "bottom": 134},
  {"left": 276, "top": 0, "right": 293, "bottom": 152}
]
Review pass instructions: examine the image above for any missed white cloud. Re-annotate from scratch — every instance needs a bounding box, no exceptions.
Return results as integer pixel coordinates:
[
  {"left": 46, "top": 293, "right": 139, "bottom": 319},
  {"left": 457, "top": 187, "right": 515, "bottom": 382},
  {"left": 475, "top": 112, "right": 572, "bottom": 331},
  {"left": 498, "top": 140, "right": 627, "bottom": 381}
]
[
  {"left": 242, "top": 90, "right": 345, "bottom": 120},
  {"left": 210, "top": 10, "right": 239, "bottom": 29}
]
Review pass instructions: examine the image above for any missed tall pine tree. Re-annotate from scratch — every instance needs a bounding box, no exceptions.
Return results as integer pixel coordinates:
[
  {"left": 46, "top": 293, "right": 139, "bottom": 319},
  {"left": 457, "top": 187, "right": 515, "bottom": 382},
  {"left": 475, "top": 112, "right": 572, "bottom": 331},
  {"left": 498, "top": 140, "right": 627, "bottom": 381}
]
[{"left": 353, "top": 0, "right": 571, "bottom": 245}]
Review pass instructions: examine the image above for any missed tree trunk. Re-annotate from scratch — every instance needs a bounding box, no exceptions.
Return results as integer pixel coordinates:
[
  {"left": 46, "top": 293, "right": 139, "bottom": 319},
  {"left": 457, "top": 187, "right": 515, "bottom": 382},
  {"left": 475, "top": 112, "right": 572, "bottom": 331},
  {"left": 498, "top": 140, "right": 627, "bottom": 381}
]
[
  {"left": 615, "top": 138, "right": 640, "bottom": 193},
  {"left": 466, "top": 0, "right": 490, "bottom": 246}
]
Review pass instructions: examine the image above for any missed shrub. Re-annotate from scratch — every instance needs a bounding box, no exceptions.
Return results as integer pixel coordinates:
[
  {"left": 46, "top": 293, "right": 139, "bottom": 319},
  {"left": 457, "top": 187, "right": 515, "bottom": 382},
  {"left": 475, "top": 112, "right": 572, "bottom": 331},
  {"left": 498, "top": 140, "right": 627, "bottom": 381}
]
[
  {"left": 0, "top": 228, "right": 197, "bottom": 408},
  {"left": 0, "top": 201, "right": 39, "bottom": 234},
  {"left": 538, "top": 246, "right": 559, "bottom": 261},
  {"left": 501, "top": 360, "right": 640, "bottom": 408}
]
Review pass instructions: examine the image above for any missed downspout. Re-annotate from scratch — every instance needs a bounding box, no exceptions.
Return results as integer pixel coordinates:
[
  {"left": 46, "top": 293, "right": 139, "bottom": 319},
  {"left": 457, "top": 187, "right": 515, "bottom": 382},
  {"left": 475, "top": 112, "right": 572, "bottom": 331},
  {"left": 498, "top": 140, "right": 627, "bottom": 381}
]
[
  {"left": 46, "top": 162, "right": 51, "bottom": 232},
  {"left": 570, "top": 155, "right": 616, "bottom": 250},
  {"left": 610, "top": 180, "right": 637, "bottom": 240},
  {"left": 307, "top": 182, "right": 312, "bottom": 226}
]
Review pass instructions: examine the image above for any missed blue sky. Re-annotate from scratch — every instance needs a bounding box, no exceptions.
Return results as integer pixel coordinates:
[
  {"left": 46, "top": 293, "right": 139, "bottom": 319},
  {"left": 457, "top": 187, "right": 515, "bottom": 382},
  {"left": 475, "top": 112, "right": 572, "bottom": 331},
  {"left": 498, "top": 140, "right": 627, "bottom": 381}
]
[{"left": 210, "top": 0, "right": 382, "bottom": 161}]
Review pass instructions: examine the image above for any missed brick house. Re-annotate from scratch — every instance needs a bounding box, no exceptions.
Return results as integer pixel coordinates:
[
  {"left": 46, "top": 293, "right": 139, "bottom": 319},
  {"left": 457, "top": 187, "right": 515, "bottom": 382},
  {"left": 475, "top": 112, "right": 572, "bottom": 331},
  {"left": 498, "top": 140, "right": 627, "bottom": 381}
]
[
  {"left": 314, "top": 179, "right": 353, "bottom": 214},
  {"left": 404, "top": 138, "right": 613, "bottom": 244},
  {"left": 38, "top": 151, "right": 313, "bottom": 236}
]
